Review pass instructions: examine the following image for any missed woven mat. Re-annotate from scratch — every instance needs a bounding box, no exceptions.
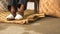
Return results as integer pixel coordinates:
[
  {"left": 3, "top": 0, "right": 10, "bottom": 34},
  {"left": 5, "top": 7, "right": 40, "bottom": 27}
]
[{"left": 0, "top": 10, "right": 35, "bottom": 24}]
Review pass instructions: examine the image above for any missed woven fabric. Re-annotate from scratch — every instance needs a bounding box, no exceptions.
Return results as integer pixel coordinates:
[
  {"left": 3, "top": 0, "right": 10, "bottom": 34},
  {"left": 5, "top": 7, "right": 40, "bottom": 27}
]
[
  {"left": 39, "top": 0, "right": 60, "bottom": 17},
  {"left": 0, "top": 10, "right": 35, "bottom": 24}
]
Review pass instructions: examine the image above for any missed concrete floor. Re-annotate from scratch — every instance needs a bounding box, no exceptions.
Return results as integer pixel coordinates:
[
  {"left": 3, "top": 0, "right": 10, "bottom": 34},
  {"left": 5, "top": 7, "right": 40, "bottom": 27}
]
[{"left": 0, "top": 17, "right": 60, "bottom": 34}]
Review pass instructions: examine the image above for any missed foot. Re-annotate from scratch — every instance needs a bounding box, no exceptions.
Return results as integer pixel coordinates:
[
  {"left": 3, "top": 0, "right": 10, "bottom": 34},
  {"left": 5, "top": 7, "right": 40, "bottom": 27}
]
[
  {"left": 6, "top": 14, "right": 15, "bottom": 20},
  {"left": 15, "top": 14, "right": 23, "bottom": 20}
]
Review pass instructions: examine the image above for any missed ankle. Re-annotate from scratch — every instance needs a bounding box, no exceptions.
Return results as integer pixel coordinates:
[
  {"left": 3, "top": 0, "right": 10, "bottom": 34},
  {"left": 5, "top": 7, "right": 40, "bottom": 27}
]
[
  {"left": 10, "top": 13, "right": 16, "bottom": 17},
  {"left": 18, "top": 11, "right": 24, "bottom": 16},
  {"left": 10, "top": 11, "right": 16, "bottom": 17}
]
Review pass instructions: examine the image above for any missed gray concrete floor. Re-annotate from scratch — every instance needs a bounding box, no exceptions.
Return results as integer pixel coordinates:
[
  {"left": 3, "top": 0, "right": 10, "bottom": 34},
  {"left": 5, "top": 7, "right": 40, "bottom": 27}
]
[{"left": 0, "top": 17, "right": 60, "bottom": 34}]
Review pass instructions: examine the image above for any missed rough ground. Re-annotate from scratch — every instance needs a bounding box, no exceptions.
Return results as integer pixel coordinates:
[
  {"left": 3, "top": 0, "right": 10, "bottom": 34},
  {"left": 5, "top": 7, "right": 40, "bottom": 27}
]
[{"left": 0, "top": 17, "right": 60, "bottom": 34}]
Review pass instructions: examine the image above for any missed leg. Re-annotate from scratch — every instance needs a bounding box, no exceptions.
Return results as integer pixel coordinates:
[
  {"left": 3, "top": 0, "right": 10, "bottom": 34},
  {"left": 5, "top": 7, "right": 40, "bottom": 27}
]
[
  {"left": 15, "top": 4, "right": 24, "bottom": 20},
  {"left": 15, "top": 0, "right": 28, "bottom": 20},
  {"left": 6, "top": 5, "right": 16, "bottom": 20},
  {"left": 17, "top": 0, "right": 28, "bottom": 16},
  {"left": 6, "top": 0, "right": 17, "bottom": 20},
  {"left": 18, "top": 4, "right": 24, "bottom": 16},
  {"left": 10, "top": 5, "right": 16, "bottom": 17}
]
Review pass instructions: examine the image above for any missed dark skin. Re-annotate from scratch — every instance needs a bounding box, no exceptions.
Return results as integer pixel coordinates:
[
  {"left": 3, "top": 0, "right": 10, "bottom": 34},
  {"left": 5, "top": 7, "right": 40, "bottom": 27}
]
[
  {"left": 10, "top": 4, "right": 24, "bottom": 17},
  {"left": 18, "top": 4, "right": 25, "bottom": 16},
  {"left": 10, "top": 6, "right": 16, "bottom": 17},
  {"left": 6, "top": 0, "right": 25, "bottom": 17}
]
